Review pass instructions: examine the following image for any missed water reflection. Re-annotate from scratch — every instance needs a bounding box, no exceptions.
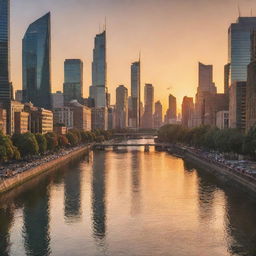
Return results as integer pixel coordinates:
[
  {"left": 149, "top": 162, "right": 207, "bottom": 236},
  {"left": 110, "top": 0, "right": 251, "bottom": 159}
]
[
  {"left": 22, "top": 179, "right": 51, "bottom": 256},
  {"left": 64, "top": 166, "right": 82, "bottom": 222},
  {"left": 130, "top": 151, "right": 142, "bottom": 215},
  {"left": 91, "top": 151, "right": 107, "bottom": 240},
  {"left": 0, "top": 207, "right": 13, "bottom": 256}
]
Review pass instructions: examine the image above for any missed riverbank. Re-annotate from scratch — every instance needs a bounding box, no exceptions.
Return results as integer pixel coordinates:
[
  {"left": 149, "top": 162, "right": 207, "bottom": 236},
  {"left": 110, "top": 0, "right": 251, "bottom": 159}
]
[
  {"left": 172, "top": 145, "right": 256, "bottom": 194},
  {"left": 0, "top": 145, "right": 91, "bottom": 194}
]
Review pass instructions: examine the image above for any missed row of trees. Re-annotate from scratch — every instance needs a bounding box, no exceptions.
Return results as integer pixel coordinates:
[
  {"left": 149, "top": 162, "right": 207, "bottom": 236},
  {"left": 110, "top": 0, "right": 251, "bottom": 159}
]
[
  {"left": 158, "top": 124, "right": 256, "bottom": 158},
  {"left": 0, "top": 129, "right": 112, "bottom": 162}
]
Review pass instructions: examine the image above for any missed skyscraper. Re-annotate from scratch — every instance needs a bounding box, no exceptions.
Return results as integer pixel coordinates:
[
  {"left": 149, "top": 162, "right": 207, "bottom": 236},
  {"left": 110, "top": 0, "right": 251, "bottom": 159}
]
[
  {"left": 229, "top": 17, "right": 256, "bottom": 83},
  {"left": 130, "top": 61, "right": 141, "bottom": 128},
  {"left": 90, "top": 30, "right": 107, "bottom": 107},
  {"left": 0, "top": 0, "right": 12, "bottom": 134},
  {"left": 142, "top": 84, "right": 154, "bottom": 129},
  {"left": 115, "top": 85, "right": 128, "bottom": 129},
  {"left": 195, "top": 62, "right": 216, "bottom": 126},
  {"left": 22, "top": 13, "right": 52, "bottom": 110},
  {"left": 63, "top": 59, "right": 83, "bottom": 104},
  {"left": 165, "top": 94, "right": 177, "bottom": 124},
  {"left": 182, "top": 96, "right": 194, "bottom": 128},
  {"left": 153, "top": 101, "right": 163, "bottom": 129}
]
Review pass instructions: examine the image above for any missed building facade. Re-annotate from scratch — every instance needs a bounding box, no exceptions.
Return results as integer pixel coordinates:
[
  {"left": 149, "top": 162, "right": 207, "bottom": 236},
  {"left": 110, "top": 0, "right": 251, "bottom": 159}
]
[
  {"left": 216, "top": 111, "right": 229, "bottom": 130},
  {"left": 52, "top": 91, "right": 64, "bottom": 109},
  {"left": 229, "top": 81, "right": 246, "bottom": 131},
  {"left": 182, "top": 96, "right": 194, "bottom": 128},
  {"left": 14, "top": 111, "right": 29, "bottom": 134},
  {"left": 130, "top": 61, "right": 141, "bottom": 128},
  {"left": 15, "top": 90, "right": 23, "bottom": 102},
  {"left": 142, "top": 84, "right": 154, "bottom": 129},
  {"left": 92, "top": 107, "right": 108, "bottom": 130},
  {"left": 90, "top": 31, "right": 107, "bottom": 107},
  {"left": 165, "top": 94, "right": 177, "bottom": 124},
  {"left": 22, "top": 12, "right": 52, "bottom": 110},
  {"left": 229, "top": 17, "right": 256, "bottom": 84},
  {"left": 63, "top": 59, "right": 83, "bottom": 104},
  {"left": 153, "top": 101, "right": 163, "bottom": 129},
  {"left": 53, "top": 107, "right": 74, "bottom": 129},
  {"left": 115, "top": 85, "right": 128, "bottom": 129},
  {"left": 0, "top": 108, "right": 7, "bottom": 134},
  {"left": 0, "top": 0, "right": 12, "bottom": 134}
]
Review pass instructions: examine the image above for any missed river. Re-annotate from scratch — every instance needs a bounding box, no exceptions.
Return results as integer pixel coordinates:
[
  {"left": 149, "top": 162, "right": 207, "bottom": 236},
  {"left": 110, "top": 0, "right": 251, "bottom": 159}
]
[{"left": 0, "top": 139, "right": 256, "bottom": 256}]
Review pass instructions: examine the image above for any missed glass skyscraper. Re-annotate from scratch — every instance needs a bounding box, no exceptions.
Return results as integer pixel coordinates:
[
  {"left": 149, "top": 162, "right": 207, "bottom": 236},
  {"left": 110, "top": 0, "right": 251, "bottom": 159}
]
[
  {"left": 63, "top": 59, "right": 83, "bottom": 104},
  {"left": 130, "top": 61, "right": 141, "bottom": 128},
  {"left": 90, "top": 31, "right": 107, "bottom": 107},
  {"left": 0, "top": 0, "right": 11, "bottom": 102},
  {"left": 22, "top": 12, "right": 52, "bottom": 110},
  {"left": 229, "top": 17, "right": 256, "bottom": 83}
]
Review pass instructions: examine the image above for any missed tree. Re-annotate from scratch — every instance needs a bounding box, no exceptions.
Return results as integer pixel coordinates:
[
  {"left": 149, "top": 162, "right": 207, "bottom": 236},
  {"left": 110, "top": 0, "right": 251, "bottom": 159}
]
[
  {"left": 45, "top": 133, "right": 59, "bottom": 151},
  {"left": 58, "top": 135, "right": 69, "bottom": 148},
  {"left": 66, "top": 132, "right": 79, "bottom": 146},
  {"left": 12, "top": 132, "right": 39, "bottom": 157},
  {"left": 35, "top": 134, "right": 47, "bottom": 154},
  {"left": 0, "top": 132, "right": 20, "bottom": 162},
  {"left": 243, "top": 127, "right": 256, "bottom": 157}
]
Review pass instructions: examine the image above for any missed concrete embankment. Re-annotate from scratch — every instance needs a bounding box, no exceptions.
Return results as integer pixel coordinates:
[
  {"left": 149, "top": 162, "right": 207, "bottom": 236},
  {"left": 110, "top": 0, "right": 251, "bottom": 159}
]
[
  {"left": 183, "top": 149, "right": 256, "bottom": 194},
  {"left": 0, "top": 146, "right": 90, "bottom": 194}
]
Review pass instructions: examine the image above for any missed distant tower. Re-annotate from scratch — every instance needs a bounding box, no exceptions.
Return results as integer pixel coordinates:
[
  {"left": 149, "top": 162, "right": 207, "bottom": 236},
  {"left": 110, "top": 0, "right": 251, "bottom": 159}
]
[
  {"left": 22, "top": 13, "right": 52, "bottom": 110},
  {"left": 63, "top": 59, "right": 83, "bottom": 104},
  {"left": 89, "top": 30, "right": 107, "bottom": 107},
  {"left": 142, "top": 84, "right": 154, "bottom": 129},
  {"left": 130, "top": 60, "right": 141, "bottom": 128},
  {"left": 153, "top": 101, "right": 163, "bottom": 129},
  {"left": 115, "top": 85, "right": 128, "bottom": 129}
]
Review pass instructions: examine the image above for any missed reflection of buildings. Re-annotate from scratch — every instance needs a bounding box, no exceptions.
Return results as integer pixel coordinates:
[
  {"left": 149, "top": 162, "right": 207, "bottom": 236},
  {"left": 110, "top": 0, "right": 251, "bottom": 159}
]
[
  {"left": 91, "top": 152, "right": 107, "bottom": 240},
  {"left": 64, "top": 167, "right": 82, "bottom": 222},
  {"left": 0, "top": 207, "right": 13, "bottom": 256},
  {"left": 225, "top": 190, "right": 256, "bottom": 255},
  {"left": 23, "top": 180, "right": 50, "bottom": 256},
  {"left": 130, "top": 151, "right": 141, "bottom": 215}
]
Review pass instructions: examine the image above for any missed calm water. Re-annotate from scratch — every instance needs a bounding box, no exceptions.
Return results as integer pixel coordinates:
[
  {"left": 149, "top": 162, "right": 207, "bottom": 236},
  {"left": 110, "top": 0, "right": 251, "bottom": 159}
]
[{"left": 1, "top": 140, "right": 256, "bottom": 256}]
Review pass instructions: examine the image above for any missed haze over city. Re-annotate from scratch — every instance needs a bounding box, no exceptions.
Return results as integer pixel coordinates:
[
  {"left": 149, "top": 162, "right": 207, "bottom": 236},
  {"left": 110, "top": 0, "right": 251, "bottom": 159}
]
[{"left": 10, "top": 0, "right": 256, "bottom": 109}]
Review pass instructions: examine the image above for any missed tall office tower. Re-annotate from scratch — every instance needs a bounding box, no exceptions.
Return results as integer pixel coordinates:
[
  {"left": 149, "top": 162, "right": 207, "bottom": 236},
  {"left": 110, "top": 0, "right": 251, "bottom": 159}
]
[
  {"left": 224, "top": 63, "right": 230, "bottom": 95},
  {"left": 182, "top": 96, "right": 194, "bottom": 128},
  {"left": 153, "top": 101, "right": 163, "bottom": 129},
  {"left": 246, "top": 30, "right": 256, "bottom": 131},
  {"left": 0, "top": 0, "right": 12, "bottom": 134},
  {"left": 130, "top": 61, "right": 141, "bottom": 128},
  {"left": 63, "top": 59, "right": 83, "bottom": 104},
  {"left": 22, "top": 13, "right": 52, "bottom": 110},
  {"left": 229, "top": 17, "right": 256, "bottom": 84},
  {"left": 165, "top": 94, "right": 177, "bottom": 123},
  {"left": 115, "top": 85, "right": 128, "bottom": 129},
  {"left": 195, "top": 62, "right": 216, "bottom": 126},
  {"left": 90, "top": 31, "right": 107, "bottom": 107},
  {"left": 142, "top": 84, "right": 154, "bottom": 129}
]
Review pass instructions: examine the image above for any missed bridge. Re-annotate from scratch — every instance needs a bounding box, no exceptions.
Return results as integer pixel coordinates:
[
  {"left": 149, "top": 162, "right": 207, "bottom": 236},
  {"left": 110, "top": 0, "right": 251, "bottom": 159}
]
[{"left": 93, "top": 143, "right": 168, "bottom": 152}]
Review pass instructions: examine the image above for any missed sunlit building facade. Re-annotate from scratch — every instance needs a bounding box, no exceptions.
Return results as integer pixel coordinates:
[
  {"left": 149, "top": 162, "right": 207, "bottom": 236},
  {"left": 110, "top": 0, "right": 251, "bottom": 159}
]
[
  {"left": 130, "top": 61, "right": 141, "bottom": 128},
  {"left": 90, "top": 31, "right": 107, "bottom": 107},
  {"left": 115, "top": 85, "right": 128, "bottom": 129},
  {"left": 22, "top": 13, "right": 52, "bottom": 110},
  {"left": 153, "top": 101, "right": 163, "bottom": 129},
  {"left": 142, "top": 84, "right": 154, "bottom": 129}
]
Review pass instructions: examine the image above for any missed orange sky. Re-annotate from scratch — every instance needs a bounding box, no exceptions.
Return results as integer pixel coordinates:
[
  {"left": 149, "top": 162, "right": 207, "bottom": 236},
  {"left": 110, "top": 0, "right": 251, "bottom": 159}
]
[{"left": 10, "top": 0, "right": 256, "bottom": 112}]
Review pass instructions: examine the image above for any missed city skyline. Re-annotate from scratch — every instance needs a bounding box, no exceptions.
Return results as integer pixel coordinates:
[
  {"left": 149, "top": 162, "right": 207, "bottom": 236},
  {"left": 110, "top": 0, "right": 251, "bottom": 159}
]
[{"left": 9, "top": 0, "right": 256, "bottom": 111}]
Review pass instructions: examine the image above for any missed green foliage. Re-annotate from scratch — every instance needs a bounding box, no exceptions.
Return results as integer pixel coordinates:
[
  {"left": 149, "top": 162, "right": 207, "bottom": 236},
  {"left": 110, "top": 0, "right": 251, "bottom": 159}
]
[
  {"left": 35, "top": 133, "right": 47, "bottom": 154},
  {"left": 45, "top": 133, "right": 59, "bottom": 151},
  {"left": 66, "top": 132, "right": 79, "bottom": 146},
  {"left": 12, "top": 132, "right": 39, "bottom": 157},
  {"left": 158, "top": 125, "right": 245, "bottom": 155},
  {"left": 0, "top": 132, "right": 20, "bottom": 162},
  {"left": 58, "top": 135, "right": 69, "bottom": 148}
]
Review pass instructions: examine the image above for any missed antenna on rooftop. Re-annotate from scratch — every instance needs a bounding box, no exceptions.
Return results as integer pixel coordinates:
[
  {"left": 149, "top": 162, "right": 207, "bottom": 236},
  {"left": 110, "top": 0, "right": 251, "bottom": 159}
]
[{"left": 238, "top": 3, "right": 241, "bottom": 17}]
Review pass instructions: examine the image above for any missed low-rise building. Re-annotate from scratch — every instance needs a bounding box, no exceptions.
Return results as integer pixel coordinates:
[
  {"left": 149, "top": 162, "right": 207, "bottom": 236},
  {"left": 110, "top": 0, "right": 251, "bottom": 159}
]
[
  {"left": 14, "top": 111, "right": 29, "bottom": 134},
  {"left": 30, "top": 108, "right": 53, "bottom": 134},
  {"left": 53, "top": 107, "right": 74, "bottom": 129},
  {"left": 52, "top": 91, "right": 64, "bottom": 109},
  {"left": 216, "top": 111, "right": 229, "bottom": 129},
  {"left": 10, "top": 101, "right": 25, "bottom": 135}
]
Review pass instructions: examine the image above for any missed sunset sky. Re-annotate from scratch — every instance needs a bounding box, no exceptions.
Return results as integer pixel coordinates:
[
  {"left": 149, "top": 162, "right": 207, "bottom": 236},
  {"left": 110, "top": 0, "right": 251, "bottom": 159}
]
[{"left": 10, "top": 0, "right": 256, "bottom": 111}]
